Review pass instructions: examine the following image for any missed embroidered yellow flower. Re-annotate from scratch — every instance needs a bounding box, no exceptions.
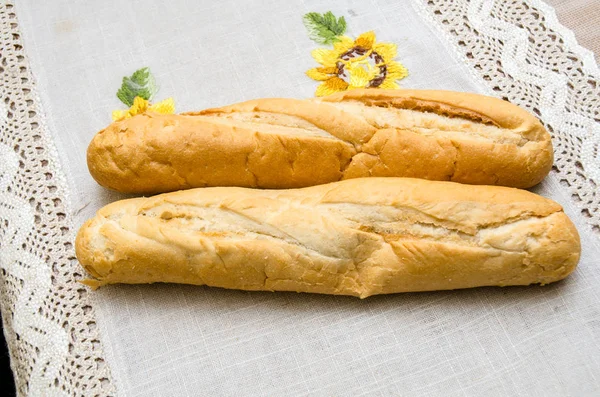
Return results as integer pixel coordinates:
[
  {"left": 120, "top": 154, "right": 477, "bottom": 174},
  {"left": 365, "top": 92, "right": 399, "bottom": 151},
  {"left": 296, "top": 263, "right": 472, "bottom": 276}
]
[
  {"left": 111, "top": 96, "right": 175, "bottom": 121},
  {"left": 306, "top": 31, "right": 408, "bottom": 96}
]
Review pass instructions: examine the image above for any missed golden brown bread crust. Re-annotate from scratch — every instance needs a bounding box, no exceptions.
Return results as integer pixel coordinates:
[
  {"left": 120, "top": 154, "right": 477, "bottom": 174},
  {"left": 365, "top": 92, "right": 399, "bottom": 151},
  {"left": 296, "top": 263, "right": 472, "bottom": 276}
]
[
  {"left": 75, "top": 178, "right": 580, "bottom": 298},
  {"left": 87, "top": 89, "right": 553, "bottom": 194}
]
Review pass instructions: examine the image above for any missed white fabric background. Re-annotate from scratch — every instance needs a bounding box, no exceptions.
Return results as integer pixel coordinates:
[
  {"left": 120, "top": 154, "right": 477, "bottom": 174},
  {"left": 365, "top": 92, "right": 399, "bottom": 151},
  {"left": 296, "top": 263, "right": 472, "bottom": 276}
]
[{"left": 14, "top": 0, "right": 600, "bottom": 395}]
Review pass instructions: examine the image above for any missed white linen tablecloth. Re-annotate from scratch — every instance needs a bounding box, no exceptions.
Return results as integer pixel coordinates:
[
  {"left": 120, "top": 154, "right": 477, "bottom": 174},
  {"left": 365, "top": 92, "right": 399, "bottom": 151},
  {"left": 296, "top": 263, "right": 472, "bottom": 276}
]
[{"left": 1, "top": 0, "right": 600, "bottom": 395}]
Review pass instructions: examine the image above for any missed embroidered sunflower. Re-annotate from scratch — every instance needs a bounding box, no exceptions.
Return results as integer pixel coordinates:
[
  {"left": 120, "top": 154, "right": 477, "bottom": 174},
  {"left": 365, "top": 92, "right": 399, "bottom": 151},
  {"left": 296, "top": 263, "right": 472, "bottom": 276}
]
[
  {"left": 111, "top": 67, "right": 175, "bottom": 121},
  {"left": 307, "top": 31, "right": 408, "bottom": 96},
  {"left": 112, "top": 96, "right": 175, "bottom": 121},
  {"left": 303, "top": 12, "right": 408, "bottom": 96}
]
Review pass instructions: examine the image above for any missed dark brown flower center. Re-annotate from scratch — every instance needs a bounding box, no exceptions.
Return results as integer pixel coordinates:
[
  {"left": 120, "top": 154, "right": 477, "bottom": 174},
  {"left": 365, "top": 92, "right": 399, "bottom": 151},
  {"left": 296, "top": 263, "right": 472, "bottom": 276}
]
[{"left": 335, "top": 47, "right": 388, "bottom": 87}]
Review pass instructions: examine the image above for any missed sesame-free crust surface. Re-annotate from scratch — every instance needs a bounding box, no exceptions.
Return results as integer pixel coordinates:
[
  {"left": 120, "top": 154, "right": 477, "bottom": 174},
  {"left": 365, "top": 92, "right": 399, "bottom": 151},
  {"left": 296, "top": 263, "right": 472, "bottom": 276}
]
[
  {"left": 87, "top": 89, "right": 553, "bottom": 193},
  {"left": 76, "top": 178, "right": 579, "bottom": 298}
]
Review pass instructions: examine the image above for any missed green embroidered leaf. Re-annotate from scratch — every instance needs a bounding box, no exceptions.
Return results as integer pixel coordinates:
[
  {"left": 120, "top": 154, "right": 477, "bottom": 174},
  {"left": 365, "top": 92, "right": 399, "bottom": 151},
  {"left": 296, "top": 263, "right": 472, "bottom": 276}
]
[
  {"left": 303, "top": 11, "right": 347, "bottom": 45},
  {"left": 116, "top": 67, "right": 158, "bottom": 107}
]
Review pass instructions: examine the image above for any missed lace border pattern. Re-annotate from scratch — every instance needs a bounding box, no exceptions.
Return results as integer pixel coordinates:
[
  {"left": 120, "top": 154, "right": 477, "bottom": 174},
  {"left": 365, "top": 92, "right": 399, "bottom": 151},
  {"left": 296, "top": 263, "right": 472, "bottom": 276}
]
[
  {"left": 414, "top": 0, "right": 600, "bottom": 234},
  {"left": 0, "top": 1, "right": 115, "bottom": 396}
]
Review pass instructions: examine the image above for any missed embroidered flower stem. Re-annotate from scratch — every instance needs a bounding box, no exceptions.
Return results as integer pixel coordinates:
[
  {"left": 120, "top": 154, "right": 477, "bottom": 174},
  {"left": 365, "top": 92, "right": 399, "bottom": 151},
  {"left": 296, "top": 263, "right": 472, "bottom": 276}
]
[{"left": 112, "top": 67, "right": 175, "bottom": 121}]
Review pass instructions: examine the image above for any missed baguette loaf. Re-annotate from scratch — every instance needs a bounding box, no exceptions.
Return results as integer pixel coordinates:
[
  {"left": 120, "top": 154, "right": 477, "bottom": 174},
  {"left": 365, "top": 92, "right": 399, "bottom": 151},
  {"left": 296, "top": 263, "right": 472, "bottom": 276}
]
[
  {"left": 88, "top": 89, "right": 553, "bottom": 194},
  {"left": 75, "top": 178, "right": 579, "bottom": 298}
]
